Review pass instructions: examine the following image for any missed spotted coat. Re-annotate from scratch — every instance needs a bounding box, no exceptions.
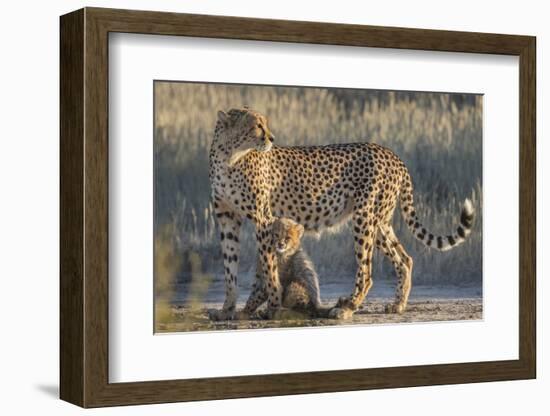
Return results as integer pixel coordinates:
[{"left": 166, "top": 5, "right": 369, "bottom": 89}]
[{"left": 208, "top": 108, "right": 475, "bottom": 320}]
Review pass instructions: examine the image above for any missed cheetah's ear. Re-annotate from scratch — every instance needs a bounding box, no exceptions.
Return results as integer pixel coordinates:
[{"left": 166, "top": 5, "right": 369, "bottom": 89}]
[
  {"left": 295, "top": 223, "right": 304, "bottom": 240},
  {"left": 217, "top": 110, "right": 230, "bottom": 127}
]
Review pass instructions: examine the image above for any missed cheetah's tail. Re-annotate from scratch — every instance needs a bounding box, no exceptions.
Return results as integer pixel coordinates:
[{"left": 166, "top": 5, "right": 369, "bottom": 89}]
[{"left": 399, "top": 171, "right": 475, "bottom": 252}]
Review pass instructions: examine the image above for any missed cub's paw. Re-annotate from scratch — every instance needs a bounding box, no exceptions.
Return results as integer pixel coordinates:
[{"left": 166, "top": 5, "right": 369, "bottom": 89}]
[
  {"left": 234, "top": 310, "right": 252, "bottom": 320},
  {"left": 385, "top": 303, "right": 406, "bottom": 314},
  {"left": 248, "top": 310, "right": 266, "bottom": 320},
  {"left": 207, "top": 308, "right": 236, "bottom": 321},
  {"left": 263, "top": 307, "right": 287, "bottom": 320},
  {"left": 256, "top": 307, "right": 298, "bottom": 320},
  {"left": 253, "top": 309, "right": 272, "bottom": 320},
  {"left": 335, "top": 296, "right": 355, "bottom": 310},
  {"left": 273, "top": 308, "right": 307, "bottom": 320},
  {"left": 328, "top": 307, "right": 354, "bottom": 320}
]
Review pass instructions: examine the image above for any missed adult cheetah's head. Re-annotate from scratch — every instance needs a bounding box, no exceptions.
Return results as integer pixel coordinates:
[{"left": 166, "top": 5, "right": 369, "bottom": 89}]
[{"left": 216, "top": 108, "right": 275, "bottom": 166}]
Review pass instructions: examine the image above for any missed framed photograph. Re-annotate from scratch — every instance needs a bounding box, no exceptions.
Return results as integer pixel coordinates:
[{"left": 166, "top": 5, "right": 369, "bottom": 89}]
[{"left": 60, "top": 7, "right": 536, "bottom": 408}]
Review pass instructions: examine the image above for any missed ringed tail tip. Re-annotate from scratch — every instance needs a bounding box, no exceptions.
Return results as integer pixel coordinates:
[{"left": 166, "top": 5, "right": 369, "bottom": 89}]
[
  {"left": 460, "top": 199, "right": 475, "bottom": 230},
  {"left": 463, "top": 198, "right": 474, "bottom": 217}
]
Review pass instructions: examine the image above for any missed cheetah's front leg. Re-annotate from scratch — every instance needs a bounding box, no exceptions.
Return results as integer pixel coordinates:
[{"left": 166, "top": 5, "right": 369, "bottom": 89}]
[
  {"left": 242, "top": 259, "right": 268, "bottom": 315},
  {"left": 254, "top": 220, "right": 282, "bottom": 318},
  {"left": 208, "top": 206, "right": 242, "bottom": 321}
]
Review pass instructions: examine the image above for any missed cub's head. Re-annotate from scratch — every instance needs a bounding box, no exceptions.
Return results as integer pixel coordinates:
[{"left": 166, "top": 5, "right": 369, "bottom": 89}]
[
  {"left": 216, "top": 108, "right": 275, "bottom": 166},
  {"left": 271, "top": 218, "right": 305, "bottom": 257}
]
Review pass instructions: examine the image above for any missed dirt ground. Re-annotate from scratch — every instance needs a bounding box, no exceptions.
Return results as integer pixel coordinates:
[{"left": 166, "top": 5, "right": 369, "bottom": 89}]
[{"left": 156, "top": 297, "right": 482, "bottom": 333}]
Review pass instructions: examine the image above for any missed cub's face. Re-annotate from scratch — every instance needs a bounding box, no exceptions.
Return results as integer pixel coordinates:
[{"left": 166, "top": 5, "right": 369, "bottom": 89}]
[
  {"left": 217, "top": 109, "right": 275, "bottom": 160},
  {"left": 271, "top": 218, "right": 305, "bottom": 256}
]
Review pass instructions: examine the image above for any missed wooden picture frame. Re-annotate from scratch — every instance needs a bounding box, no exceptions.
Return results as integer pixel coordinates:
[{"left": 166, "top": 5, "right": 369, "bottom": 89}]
[{"left": 60, "top": 7, "right": 536, "bottom": 408}]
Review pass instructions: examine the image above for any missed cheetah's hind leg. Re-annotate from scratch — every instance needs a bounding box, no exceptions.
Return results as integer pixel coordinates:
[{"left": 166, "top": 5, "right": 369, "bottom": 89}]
[
  {"left": 378, "top": 224, "right": 413, "bottom": 314},
  {"left": 328, "top": 208, "right": 377, "bottom": 320}
]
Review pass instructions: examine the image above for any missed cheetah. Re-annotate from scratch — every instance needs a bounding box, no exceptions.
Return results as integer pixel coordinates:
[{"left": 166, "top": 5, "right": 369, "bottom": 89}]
[
  {"left": 208, "top": 107, "right": 475, "bottom": 321},
  {"left": 261, "top": 217, "right": 331, "bottom": 319}
]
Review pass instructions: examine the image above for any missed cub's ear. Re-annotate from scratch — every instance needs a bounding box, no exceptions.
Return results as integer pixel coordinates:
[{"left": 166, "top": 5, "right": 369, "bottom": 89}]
[
  {"left": 295, "top": 223, "right": 305, "bottom": 239},
  {"left": 217, "top": 110, "right": 230, "bottom": 127}
]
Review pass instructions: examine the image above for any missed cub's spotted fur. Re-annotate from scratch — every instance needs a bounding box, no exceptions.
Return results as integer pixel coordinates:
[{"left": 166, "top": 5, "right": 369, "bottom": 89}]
[{"left": 208, "top": 108, "right": 475, "bottom": 321}]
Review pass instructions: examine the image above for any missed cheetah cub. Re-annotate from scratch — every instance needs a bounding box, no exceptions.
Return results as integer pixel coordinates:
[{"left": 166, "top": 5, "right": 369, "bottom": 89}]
[{"left": 269, "top": 218, "right": 330, "bottom": 318}]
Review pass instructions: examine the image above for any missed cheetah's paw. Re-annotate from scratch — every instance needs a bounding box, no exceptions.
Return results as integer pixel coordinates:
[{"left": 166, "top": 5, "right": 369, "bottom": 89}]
[
  {"left": 208, "top": 308, "right": 237, "bottom": 321},
  {"left": 385, "top": 303, "right": 406, "bottom": 314},
  {"left": 328, "top": 307, "right": 354, "bottom": 320}
]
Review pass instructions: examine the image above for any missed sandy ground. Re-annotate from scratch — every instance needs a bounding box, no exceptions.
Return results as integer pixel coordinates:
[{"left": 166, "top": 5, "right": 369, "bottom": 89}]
[{"left": 156, "top": 295, "right": 482, "bottom": 333}]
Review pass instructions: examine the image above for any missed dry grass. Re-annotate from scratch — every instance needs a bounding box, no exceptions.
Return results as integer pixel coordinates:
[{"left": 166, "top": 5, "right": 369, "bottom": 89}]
[{"left": 154, "top": 82, "right": 482, "bottom": 291}]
